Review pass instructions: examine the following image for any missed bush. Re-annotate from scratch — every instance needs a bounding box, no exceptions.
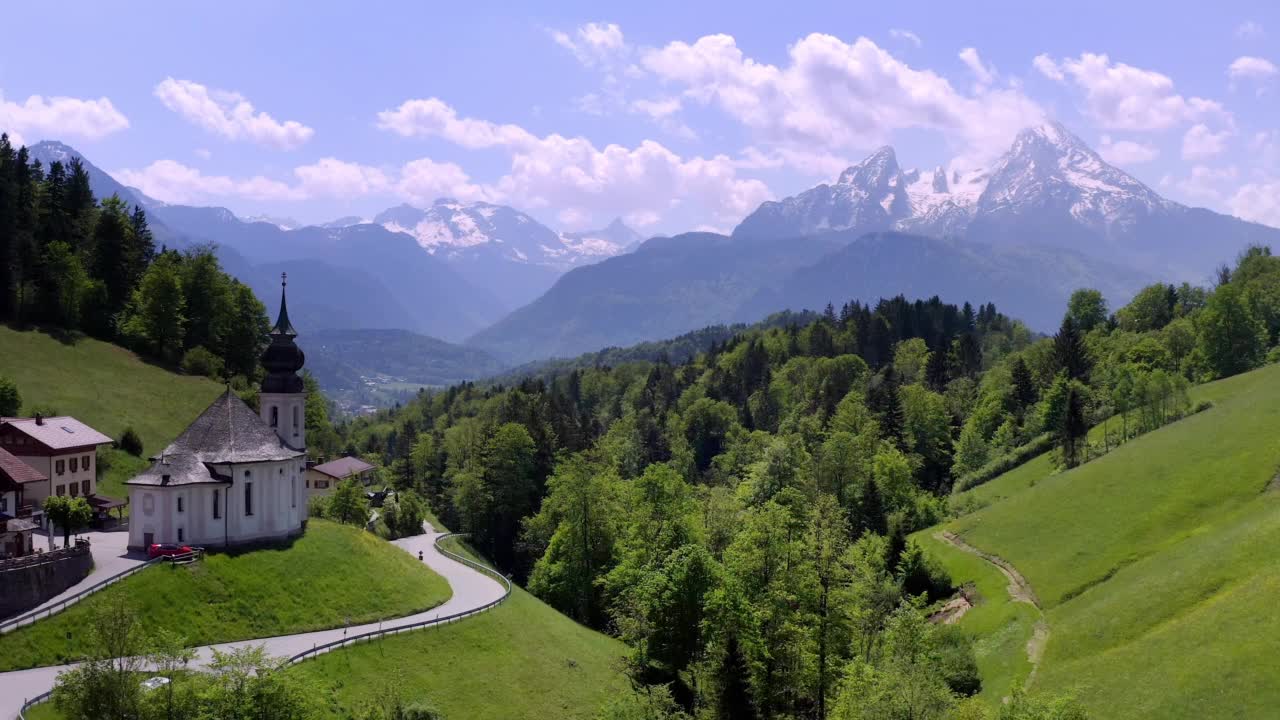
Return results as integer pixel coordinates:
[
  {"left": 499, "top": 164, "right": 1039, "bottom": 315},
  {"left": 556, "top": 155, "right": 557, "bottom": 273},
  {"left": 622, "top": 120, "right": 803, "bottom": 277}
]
[
  {"left": 180, "top": 346, "right": 224, "bottom": 379},
  {"left": 953, "top": 432, "right": 1056, "bottom": 493},
  {"left": 118, "top": 427, "right": 144, "bottom": 457},
  {"left": 898, "top": 540, "right": 954, "bottom": 603},
  {"left": 0, "top": 375, "right": 20, "bottom": 415}
]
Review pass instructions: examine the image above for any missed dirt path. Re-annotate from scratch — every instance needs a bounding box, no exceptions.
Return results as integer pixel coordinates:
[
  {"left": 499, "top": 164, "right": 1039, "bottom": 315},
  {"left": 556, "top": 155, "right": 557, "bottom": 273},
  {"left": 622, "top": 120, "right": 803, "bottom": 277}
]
[{"left": 935, "top": 530, "right": 1049, "bottom": 691}]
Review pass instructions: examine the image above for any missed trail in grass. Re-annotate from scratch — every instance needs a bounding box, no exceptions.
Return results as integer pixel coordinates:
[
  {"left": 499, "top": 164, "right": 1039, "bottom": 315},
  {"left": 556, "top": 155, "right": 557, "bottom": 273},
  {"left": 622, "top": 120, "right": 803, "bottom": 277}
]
[{"left": 936, "top": 531, "right": 1049, "bottom": 689}]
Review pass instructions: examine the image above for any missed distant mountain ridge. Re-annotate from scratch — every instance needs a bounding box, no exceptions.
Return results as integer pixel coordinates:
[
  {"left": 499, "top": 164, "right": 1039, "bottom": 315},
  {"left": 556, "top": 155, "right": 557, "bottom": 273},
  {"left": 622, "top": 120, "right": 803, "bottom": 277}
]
[{"left": 734, "top": 122, "right": 1280, "bottom": 280}]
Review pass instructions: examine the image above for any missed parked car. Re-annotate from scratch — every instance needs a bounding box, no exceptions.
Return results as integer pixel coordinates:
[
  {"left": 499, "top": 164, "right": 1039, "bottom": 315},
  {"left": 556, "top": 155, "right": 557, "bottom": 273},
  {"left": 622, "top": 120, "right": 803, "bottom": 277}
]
[{"left": 148, "top": 543, "right": 193, "bottom": 559}]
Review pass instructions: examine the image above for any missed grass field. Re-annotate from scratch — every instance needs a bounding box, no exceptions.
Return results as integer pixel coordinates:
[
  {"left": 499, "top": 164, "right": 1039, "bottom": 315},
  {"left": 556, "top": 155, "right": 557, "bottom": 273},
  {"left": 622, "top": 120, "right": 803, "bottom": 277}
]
[
  {"left": 923, "top": 363, "right": 1280, "bottom": 718},
  {"left": 0, "top": 520, "right": 451, "bottom": 671},
  {"left": 289, "top": 537, "right": 629, "bottom": 720},
  {"left": 0, "top": 326, "right": 225, "bottom": 500}
]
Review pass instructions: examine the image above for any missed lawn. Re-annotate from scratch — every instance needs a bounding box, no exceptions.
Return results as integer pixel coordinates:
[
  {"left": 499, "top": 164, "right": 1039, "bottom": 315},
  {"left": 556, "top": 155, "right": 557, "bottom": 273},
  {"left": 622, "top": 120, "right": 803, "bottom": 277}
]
[
  {"left": 0, "top": 520, "right": 451, "bottom": 671},
  {"left": 921, "top": 362, "right": 1280, "bottom": 719},
  {"left": 290, "top": 538, "right": 629, "bottom": 720}
]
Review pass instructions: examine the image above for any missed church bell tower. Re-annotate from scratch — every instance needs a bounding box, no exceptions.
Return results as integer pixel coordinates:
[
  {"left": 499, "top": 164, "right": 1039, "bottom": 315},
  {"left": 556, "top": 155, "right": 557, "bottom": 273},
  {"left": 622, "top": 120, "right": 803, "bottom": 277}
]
[{"left": 260, "top": 273, "right": 306, "bottom": 450}]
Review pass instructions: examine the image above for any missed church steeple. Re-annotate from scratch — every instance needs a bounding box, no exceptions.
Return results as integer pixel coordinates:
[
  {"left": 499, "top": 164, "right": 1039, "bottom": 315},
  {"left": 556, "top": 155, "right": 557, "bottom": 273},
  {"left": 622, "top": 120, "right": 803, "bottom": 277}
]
[{"left": 260, "top": 273, "right": 305, "bottom": 395}]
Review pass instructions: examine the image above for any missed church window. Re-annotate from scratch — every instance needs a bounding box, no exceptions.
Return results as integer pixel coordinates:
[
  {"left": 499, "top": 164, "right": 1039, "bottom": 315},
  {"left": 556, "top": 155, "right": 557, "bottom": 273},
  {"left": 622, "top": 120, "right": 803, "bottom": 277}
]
[
  {"left": 292, "top": 406, "right": 299, "bottom": 435},
  {"left": 245, "top": 482, "right": 254, "bottom": 516},
  {"left": 270, "top": 406, "right": 279, "bottom": 428},
  {"left": 292, "top": 477, "right": 297, "bottom": 508},
  {"left": 177, "top": 528, "right": 184, "bottom": 543},
  {"left": 177, "top": 496, "right": 184, "bottom": 513},
  {"left": 212, "top": 489, "right": 221, "bottom": 519}
]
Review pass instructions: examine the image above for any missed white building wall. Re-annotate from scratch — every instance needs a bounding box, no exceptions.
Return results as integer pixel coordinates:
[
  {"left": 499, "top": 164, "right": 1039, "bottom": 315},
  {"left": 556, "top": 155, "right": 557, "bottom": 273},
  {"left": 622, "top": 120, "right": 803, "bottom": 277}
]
[{"left": 260, "top": 393, "right": 307, "bottom": 450}]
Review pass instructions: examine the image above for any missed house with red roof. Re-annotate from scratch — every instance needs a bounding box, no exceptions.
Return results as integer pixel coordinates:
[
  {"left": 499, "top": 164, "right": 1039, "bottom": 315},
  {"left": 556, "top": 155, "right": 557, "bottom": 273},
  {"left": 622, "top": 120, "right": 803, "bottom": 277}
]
[
  {"left": 0, "top": 415, "right": 115, "bottom": 531},
  {"left": 0, "top": 447, "right": 43, "bottom": 558}
]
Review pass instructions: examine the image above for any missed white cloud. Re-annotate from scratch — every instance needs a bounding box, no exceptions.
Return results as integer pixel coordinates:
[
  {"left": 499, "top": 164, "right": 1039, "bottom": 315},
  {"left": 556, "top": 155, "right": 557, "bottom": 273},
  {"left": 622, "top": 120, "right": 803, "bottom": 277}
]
[
  {"left": 1035, "top": 52, "right": 1231, "bottom": 131},
  {"left": 1098, "top": 135, "right": 1159, "bottom": 164},
  {"left": 958, "top": 47, "right": 995, "bottom": 86},
  {"left": 1162, "top": 164, "right": 1238, "bottom": 202},
  {"left": 1032, "top": 54, "right": 1065, "bottom": 82},
  {"left": 640, "top": 33, "right": 1042, "bottom": 161},
  {"left": 1230, "top": 180, "right": 1280, "bottom": 227},
  {"left": 889, "top": 29, "right": 922, "bottom": 48},
  {"left": 193, "top": 148, "right": 212, "bottom": 160},
  {"left": 1182, "top": 123, "right": 1231, "bottom": 160},
  {"left": 396, "top": 157, "right": 489, "bottom": 205},
  {"left": 1236, "top": 21, "right": 1265, "bottom": 39},
  {"left": 114, "top": 160, "right": 302, "bottom": 204},
  {"left": 551, "top": 22, "right": 628, "bottom": 69},
  {"left": 0, "top": 90, "right": 129, "bottom": 143},
  {"left": 1228, "top": 56, "right": 1277, "bottom": 80},
  {"left": 293, "top": 158, "right": 391, "bottom": 197},
  {"left": 154, "top": 78, "right": 314, "bottom": 150},
  {"left": 377, "top": 96, "right": 770, "bottom": 227},
  {"left": 631, "top": 97, "right": 682, "bottom": 119}
]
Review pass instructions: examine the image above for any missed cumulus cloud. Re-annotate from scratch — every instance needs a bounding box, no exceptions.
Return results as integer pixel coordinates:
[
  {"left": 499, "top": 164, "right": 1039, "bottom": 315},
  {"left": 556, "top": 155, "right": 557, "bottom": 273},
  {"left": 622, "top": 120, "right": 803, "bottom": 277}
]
[
  {"left": 1182, "top": 124, "right": 1231, "bottom": 160},
  {"left": 114, "top": 160, "right": 302, "bottom": 204},
  {"left": 377, "top": 96, "right": 770, "bottom": 228},
  {"left": 1230, "top": 180, "right": 1280, "bottom": 227},
  {"left": 551, "top": 22, "right": 628, "bottom": 69},
  {"left": 640, "top": 33, "right": 1042, "bottom": 160},
  {"left": 396, "top": 157, "right": 490, "bottom": 205},
  {"left": 889, "top": 29, "right": 922, "bottom": 48},
  {"left": 1161, "top": 164, "right": 1238, "bottom": 202},
  {"left": 154, "top": 78, "right": 314, "bottom": 150},
  {"left": 1033, "top": 53, "right": 1230, "bottom": 131},
  {"left": 1228, "top": 56, "right": 1277, "bottom": 94},
  {"left": 0, "top": 90, "right": 129, "bottom": 144},
  {"left": 293, "top": 158, "right": 391, "bottom": 197},
  {"left": 1098, "top": 135, "right": 1159, "bottom": 164}
]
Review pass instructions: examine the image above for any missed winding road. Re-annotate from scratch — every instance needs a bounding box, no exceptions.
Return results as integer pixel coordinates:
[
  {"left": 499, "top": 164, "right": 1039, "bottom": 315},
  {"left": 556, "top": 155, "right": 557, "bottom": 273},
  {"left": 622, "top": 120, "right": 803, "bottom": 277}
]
[{"left": 0, "top": 526, "right": 507, "bottom": 720}]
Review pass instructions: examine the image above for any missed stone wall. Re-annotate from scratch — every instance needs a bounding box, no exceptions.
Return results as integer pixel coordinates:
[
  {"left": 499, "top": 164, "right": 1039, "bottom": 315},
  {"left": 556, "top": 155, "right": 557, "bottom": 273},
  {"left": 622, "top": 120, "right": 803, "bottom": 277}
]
[{"left": 0, "top": 542, "right": 93, "bottom": 619}]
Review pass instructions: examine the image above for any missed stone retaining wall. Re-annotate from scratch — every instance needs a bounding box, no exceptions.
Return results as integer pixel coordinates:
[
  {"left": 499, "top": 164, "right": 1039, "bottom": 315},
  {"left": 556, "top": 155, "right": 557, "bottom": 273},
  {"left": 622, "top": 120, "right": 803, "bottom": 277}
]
[{"left": 0, "top": 543, "right": 93, "bottom": 619}]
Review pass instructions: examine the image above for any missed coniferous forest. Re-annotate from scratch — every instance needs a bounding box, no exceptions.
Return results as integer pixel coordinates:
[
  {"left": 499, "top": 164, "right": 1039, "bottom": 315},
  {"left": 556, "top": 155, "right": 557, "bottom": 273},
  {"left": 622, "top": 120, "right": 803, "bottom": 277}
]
[{"left": 0, "top": 135, "right": 269, "bottom": 381}]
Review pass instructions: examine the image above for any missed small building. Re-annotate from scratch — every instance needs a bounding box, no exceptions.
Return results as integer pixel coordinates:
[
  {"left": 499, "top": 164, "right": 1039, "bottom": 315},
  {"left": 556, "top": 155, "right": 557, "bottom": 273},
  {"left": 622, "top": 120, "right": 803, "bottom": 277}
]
[
  {"left": 0, "top": 414, "right": 114, "bottom": 529},
  {"left": 0, "top": 447, "right": 42, "bottom": 558},
  {"left": 126, "top": 275, "right": 310, "bottom": 551},
  {"left": 305, "top": 456, "right": 376, "bottom": 497}
]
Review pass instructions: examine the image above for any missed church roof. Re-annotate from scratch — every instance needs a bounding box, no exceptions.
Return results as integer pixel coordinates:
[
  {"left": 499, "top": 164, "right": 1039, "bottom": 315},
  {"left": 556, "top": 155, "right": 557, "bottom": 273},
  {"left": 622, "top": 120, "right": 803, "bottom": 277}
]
[{"left": 128, "top": 390, "right": 302, "bottom": 488}]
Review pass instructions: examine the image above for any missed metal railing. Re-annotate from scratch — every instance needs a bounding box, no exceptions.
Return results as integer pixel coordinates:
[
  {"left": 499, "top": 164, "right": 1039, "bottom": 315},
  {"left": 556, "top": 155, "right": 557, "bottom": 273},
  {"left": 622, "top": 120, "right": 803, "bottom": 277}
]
[
  {"left": 18, "top": 689, "right": 51, "bottom": 719},
  {"left": 283, "top": 533, "right": 512, "bottom": 665}
]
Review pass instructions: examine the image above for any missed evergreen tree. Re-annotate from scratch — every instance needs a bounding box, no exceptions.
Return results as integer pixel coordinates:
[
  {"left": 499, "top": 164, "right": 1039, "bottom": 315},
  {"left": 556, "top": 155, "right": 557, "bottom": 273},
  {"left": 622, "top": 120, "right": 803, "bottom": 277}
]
[
  {"left": 1053, "top": 315, "right": 1091, "bottom": 381},
  {"left": 1010, "top": 356, "right": 1038, "bottom": 412},
  {"left": 869, "top": 366, "right": 906, "bottom": 449},
  {"left": 924, "top": 340, "right": 949, "bottom": 391},
  {"left": 0, "top": 135, "right": 16, "bottom": 320}
]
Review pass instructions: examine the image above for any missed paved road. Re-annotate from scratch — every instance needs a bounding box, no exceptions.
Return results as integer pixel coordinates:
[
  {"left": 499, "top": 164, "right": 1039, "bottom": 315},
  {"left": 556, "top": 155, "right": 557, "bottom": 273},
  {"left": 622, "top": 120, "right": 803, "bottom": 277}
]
[{"left": 0, "top": 527, "right": 506, "bottom": 719}]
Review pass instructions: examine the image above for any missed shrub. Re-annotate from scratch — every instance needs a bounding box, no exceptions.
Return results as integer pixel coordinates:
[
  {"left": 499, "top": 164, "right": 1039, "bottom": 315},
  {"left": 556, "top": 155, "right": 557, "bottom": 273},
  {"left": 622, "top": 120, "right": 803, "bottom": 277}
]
[
  {"left": 0, "top": 375, "right": 20, "bottom": 415},
  {"left": 180, "top": 346, "right": 224, "bottom": 379},
  {"left": 119, "top": 427, "right": 144, "bottom": 457},
  {"left": 953, "top": 432, "right": 1055, "bottom": 493}
]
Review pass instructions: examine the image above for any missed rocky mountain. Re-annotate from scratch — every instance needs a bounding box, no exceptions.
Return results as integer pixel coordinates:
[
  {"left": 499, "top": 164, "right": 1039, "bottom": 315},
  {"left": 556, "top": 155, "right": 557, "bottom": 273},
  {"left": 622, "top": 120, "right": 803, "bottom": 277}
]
[
  {"left": 733, "top": 122, "right": 1280, "bottom": 280},
  {"left": 372, "top": 200, "right": 636, "bottom": 308}
]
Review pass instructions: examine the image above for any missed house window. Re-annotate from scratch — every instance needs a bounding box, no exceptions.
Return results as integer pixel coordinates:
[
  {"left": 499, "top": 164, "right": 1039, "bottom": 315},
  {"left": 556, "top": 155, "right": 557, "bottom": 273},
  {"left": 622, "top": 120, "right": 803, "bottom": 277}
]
[
  {"left": 316, "top": 479, "right": 329, "bottom": 489},
  {"left": 212, "top": 489, "right": 221, "bottom": 519},
  {"left": 81, "top": 480, "right": 89, "bottom": 495},
  {"left": 270, "top": 406, "right": 279, "bottom": 428},
  {"left": 83, "top": 455, "right": 91, "bottom": 471},
  {"left": 177, "top": 528, "right": 184, "bottom": 543},
  {"left": 55, "top": 460, "right": 65, "bottom": 475},
  {"left": 69, "top": 483, "right": 79, "bottom": 497},
  {"left": 56, "top": 485, "right": 65, "bottom": 496},
  {"left": 245, "top": 482, "right": 253, "bottom": 516},
  {"left": 177, "top": 496, "right": 184, "bottom": 513},
  {"left": 0, "top": 496, "right": 7, "bottom": 513},
  {"left": 70, "top": 457, "right": 78, "bottom": 473}
]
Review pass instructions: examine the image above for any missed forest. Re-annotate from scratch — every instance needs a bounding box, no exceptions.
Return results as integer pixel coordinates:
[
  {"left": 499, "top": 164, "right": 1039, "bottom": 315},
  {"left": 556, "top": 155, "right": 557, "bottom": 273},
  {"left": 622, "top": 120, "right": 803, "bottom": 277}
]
[
  {"left": 334, "top": 243, "right": 1280, "bottom": 719},
  {"left": 0, "top": 134, "right": 270, "bottom": 384}
]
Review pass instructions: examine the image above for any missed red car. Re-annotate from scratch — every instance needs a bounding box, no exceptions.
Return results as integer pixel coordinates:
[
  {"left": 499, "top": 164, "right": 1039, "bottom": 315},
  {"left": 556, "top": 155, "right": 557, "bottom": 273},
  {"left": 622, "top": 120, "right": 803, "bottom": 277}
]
[{"left": 148, "top": 543, "right": 193, "bottom": 559}]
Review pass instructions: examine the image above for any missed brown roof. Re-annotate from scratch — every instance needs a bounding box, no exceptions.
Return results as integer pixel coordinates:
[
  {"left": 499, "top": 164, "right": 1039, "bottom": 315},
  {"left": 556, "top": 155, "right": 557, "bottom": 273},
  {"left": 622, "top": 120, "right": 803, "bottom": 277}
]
[
  {"left": 0, "top": 446, "right": 46, "bottom": 488},
  {"left": 311, "top": 456, "right": 375, "bottom": 479},
  {"left": 1, "top": 416, "right": 113, "bottom": 451}
]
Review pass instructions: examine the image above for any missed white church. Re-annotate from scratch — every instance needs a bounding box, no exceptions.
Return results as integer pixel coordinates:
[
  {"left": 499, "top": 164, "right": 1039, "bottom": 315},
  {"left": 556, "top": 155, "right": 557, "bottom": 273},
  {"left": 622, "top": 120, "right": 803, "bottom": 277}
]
[{"left": 127, "top": 277, "right": 310, "bottom": 551}]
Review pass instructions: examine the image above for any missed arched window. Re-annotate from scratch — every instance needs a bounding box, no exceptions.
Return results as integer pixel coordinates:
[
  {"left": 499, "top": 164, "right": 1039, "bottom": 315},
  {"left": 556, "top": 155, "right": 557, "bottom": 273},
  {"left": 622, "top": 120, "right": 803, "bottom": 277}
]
[
  {"left": 245, "top": 481, "right": 254, "bottom": 516},
  {"left": 292, "top": 405, "right": 299, "bottom": 431},
  {"left": 270, "top": 406, "right": 279, "bottom": 428},
  {"left": 212, "top": 489, "right": 221, "bottom": 519}
]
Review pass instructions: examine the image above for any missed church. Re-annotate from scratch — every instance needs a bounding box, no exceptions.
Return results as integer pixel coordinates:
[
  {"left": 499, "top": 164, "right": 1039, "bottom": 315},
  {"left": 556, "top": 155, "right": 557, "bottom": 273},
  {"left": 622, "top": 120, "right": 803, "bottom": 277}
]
[{"left": 127, "top": 277, "right": 310, "bottom": 551}]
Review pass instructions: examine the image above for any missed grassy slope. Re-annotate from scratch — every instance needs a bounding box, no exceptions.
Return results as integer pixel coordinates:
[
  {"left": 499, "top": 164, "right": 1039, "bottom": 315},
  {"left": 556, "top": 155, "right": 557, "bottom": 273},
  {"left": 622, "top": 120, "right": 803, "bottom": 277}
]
[
  {"left": 289, "top": 537, "right": 629, "bottom": 720},
  {"left": 923, "top": 363, "right": 1280, "bottom": 719},
  {"left": 0, "top": 326, "right": 224, "bottom": 498},
  {"left": 0, "top": 520, "right": 451, "bottom": 671}
]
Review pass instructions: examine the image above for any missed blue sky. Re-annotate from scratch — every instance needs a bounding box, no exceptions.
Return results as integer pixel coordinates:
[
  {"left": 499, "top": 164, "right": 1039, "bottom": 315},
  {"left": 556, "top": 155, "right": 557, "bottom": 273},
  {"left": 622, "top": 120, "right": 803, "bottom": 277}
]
[{"left": 1, "top": 1, "right": 1276, "bottom": 233}]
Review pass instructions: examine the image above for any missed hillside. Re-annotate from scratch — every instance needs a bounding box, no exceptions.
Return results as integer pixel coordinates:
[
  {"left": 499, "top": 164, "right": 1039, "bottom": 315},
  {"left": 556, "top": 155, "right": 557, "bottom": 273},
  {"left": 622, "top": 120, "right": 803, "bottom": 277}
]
[
  {"left": 920, "top": 362, "right": 1280, "bottom": 718},
  {"left": 0, "top": 326, "right": 225, "bottom": 496}
]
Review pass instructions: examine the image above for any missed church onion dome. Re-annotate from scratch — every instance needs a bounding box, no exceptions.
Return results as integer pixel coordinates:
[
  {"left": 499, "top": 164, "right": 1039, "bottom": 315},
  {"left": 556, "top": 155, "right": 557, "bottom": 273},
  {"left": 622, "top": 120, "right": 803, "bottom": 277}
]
[{"left": 261, "top": 273, "right": 306, "bottom": 394}]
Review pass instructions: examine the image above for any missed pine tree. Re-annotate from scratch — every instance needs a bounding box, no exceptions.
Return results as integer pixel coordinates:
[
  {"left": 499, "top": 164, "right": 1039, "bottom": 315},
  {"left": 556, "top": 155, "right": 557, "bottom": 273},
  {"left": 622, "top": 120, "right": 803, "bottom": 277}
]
[
  {"left": 923, "top": 340, "right": 949, "bottom": 391},
  {"left": 1010, "top": 356, "right": 1038, "bottom": 411},
  {"left": 1060, "top": 381, "right": 1088, "bottom": 468},
  {"left": 869, "top": 366, "right": 906, "bottom": 449},
  {"left": 714, "top": 634, "right": 758, "bottom": 720},
  {"left": 1053, "top": 315, "right": 1091, "bottom": 381},
  {"left": 0, "top": 134, "right": 16, "bottom": 321}
]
